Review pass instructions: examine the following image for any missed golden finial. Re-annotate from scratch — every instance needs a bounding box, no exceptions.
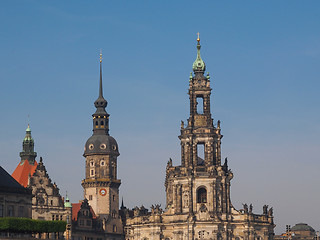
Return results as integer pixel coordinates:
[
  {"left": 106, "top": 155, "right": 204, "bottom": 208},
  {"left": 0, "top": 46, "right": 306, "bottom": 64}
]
[
  {"left": 99, "top": 49, "right": 103, "bottom": 63},
  {"left": 197, "top": 32, "right": 200, "bottom": 42}
]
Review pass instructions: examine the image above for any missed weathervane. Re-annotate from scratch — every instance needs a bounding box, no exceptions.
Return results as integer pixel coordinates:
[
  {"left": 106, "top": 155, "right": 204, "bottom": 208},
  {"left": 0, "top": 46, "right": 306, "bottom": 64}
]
[{"left": 99, "top": 49, "right": 103, "bottom": 63}]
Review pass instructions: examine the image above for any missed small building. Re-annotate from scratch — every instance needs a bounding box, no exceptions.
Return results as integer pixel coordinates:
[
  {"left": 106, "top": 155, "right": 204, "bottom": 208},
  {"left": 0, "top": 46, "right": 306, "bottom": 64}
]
[{"left": 0, "top": 166, "right": 32, "bottom": 218}]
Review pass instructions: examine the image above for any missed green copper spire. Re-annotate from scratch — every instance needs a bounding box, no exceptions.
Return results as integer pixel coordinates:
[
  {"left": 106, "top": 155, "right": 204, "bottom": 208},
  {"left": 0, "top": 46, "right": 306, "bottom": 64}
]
[
  {"left": 192, "top": 34, "right": 206, "bottom": 73},
  {"left": 20, "top": 124, "right": 37, "bottom": 164},
  {"left": 24, "top": 124, "right": 32, "bottom": 141},
  {"left": 64, "top": 192, "right": 72, "bottom": 208}
]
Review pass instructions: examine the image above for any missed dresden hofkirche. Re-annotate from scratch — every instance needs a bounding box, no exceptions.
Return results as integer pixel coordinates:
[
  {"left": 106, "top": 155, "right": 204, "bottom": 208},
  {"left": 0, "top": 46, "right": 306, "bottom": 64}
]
[{"left": 124, "top": 37, "right": 275, "bottom": 240}]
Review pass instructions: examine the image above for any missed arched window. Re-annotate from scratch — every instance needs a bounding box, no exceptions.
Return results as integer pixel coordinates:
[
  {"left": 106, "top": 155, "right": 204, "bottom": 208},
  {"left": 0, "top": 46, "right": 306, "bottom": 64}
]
[
  {"left": 196, "top": 96, "right": 204, "bottom": 114},
  {"left": 197, "top": 143, "right": 205, "bottom": 165},
  {"left": 101, "top": 121, "right": 104, "bottom": 125},
  {"left": 197, "top": 187, "right": 207, "bottom": 203}
]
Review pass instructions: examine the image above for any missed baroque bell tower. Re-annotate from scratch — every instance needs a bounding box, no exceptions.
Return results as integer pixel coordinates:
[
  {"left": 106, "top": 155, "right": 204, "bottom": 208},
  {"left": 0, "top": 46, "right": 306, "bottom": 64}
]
[
  {"left": 82, "top": 53, "right": 123, "bottom": 236},
  {"left": 125, "top": 36, "right": 275, "bottom": 240},
  {"left": 165, "top": 35, "right": 233, "bottom": 220}
]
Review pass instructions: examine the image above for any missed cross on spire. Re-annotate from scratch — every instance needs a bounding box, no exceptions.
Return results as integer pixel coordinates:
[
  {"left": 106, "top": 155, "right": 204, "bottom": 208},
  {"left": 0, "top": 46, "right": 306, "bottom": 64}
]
[{"left": 197, "top": 32, "right": 200, "bottom": 42}]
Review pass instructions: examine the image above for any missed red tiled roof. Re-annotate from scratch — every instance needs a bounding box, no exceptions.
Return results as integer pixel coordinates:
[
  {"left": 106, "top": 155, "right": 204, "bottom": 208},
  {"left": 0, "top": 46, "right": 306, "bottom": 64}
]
[
  {"left": 12, "top": 160, "right": 38, "bottom": 187},
  {"left": 72, "top": 202, "right": 97, "bottom": 221}
]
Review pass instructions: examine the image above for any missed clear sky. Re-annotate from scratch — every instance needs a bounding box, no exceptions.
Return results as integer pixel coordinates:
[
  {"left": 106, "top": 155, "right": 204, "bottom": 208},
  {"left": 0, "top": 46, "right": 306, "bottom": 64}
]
[{"left": 1, "top": 0, "right": 319, "bottom": 234}]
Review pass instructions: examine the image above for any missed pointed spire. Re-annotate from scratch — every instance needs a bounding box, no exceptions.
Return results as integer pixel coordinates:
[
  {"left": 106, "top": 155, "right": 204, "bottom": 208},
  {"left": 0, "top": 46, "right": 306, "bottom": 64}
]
[
  {"left": 192, "top": 33, "right": 206, "bottom": 73},
  {"left": 99, "top": 50, "right": 103, "bottom": 98},
  {"left": 121, "top": 197, "right": 125, "bottom": 209},
  {"left": 91, "top": 50, "right": 110, "bottom": 136},
  {"left": 94, "top": 50, "right": 108, "bottom": 112}
]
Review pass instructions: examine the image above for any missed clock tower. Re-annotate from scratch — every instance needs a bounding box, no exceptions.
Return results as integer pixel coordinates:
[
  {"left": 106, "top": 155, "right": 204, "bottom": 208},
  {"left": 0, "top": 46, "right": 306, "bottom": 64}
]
[{"left": 82, "top": 53, "right": 123, "bottom": 236}]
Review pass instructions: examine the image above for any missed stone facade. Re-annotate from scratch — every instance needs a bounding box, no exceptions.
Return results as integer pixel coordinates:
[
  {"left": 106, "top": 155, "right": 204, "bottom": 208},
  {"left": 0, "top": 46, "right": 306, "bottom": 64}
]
[
  {"left": 124, "top": 38, "right": 275, "bottom": 240},
  {"left": 29, "top": 157, "right": 71, "bottom": 221},
  {"left": 12, "top": 125, "right": 71, "bottom": 222}
]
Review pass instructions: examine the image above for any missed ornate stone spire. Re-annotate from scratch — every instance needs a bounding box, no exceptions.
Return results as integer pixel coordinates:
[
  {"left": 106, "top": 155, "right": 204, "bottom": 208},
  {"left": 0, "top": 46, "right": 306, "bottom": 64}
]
[
  {"left": 19, "top": 124, "right": 37, "bottom": 164},
  {"left": 192, "top": 33, "right": 206, "bottom": 73}
]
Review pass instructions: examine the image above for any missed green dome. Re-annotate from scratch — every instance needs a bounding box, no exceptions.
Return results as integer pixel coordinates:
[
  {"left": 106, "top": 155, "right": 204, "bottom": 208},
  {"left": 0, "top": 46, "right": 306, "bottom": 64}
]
[
  {"left": 192, "top": 40, "right": 206, "bottom": 72},
  {"left": 291, "top": 223, "right": 315, "bottom": 232},
  {"left": 64, "top": 196, "right": 72, "bottom": 208},
  {"left": 23, "top": 124, "right": 34, "bottom": 142}
]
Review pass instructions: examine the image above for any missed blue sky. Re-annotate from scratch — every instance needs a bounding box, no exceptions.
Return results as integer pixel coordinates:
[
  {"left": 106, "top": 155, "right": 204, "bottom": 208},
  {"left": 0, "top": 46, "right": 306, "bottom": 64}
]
[{"left": 0, "top": 0, "right": 319, "bottom": 234}]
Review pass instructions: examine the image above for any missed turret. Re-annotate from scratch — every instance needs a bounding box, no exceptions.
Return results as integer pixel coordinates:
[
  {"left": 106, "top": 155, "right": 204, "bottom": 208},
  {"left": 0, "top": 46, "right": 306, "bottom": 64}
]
[{"left": 19, "top": 124, "right": 37, "bottom": 164}]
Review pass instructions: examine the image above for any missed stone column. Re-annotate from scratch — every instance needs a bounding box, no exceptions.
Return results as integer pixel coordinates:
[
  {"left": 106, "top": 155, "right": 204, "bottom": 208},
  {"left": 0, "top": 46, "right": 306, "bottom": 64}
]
[
  {"left": 209, "top": 182, "right": 214, "bottom": 212},
  {"left": 226, "top": 181, "right": 231, "bottom": 214},
  {"left": 181, "top": 143, "right": 185, "bottom": 166},
  {"left": 193, "top": 142, "right": 197, "bottom": 167},
  {"left": 173, "top": 185, "right": 177, "bottom": 213},
  {"left": 176, "top": 184, "right": 182, "bottom": 213},
  {"left": 213, "top": 180, "right": 217, "bottom": 213},
  {"left": 188, "top": 180, "right": 193, "bottom": 214}
]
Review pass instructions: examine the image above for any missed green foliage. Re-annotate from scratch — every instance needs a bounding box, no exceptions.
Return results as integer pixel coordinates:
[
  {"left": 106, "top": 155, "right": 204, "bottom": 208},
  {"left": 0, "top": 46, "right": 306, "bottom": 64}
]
[{"left": 0, "top": 218, "right": 66, "bottom": 233}]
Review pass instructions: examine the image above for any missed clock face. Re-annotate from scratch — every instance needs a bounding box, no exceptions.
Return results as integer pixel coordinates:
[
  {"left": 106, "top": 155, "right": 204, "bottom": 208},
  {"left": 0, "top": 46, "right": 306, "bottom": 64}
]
[{"left": 99, "top": 188, "right": 107, "bottom": 196}]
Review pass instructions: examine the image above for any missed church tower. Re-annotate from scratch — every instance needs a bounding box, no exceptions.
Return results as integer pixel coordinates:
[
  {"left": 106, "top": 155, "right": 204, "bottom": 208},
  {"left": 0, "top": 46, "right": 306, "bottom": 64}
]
[
  {"left": 12, "top": 125, "right": 38, "bottom": 187},
  {"left": 82, "top": 53, "right": 123, "bottom": 236},
  {"left": 165, "top": 36, "right": 233, "bottom": 220},
  {"left": 125, "top": 37, "right": 275, "bottom": 240},
  {"left": 20, "top": 124, "right": 37, "bottom": 165}
]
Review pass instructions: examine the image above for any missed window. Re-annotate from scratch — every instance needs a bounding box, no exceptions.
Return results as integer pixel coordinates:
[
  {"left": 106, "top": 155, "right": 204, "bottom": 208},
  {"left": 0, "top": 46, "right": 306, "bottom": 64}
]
[
  {"left": 90, "top": 161, "right": 94, "bottom": 167},
  {"left": 52, "top": 215, "right": 55, "bottom": 221},
  {"left": 90, "top": 169, "right": 94, "bottom": 176},
  {"left": 113, "top": 195, "right": 115, "bottom": 201},
  {"left": 198, "top": 231, "right": 205, "bottom": 239},
  {"left": 197, "top": 187, "right": 207, "bottom": 203},
  {"left": 18, "top": 206, "right": 24, "bottom": 217},
  {"left": 113, "top": 225, "right": 117, "bottom": 232},
  {"left": 101, "top": 121, "right": 104, "bottom": 125},
  {"left": 51, "top": 200, "right": 53, "bottom": 205},
  {"left": 8, "top": 205, "right": 14, "bottom": 217},
  {"left": 197, "top": 143, "right": 205, "bottom": 165},
  {"left": 196, "top": 96, "right": 204, "bottom": 114},
  {"left": 0, "top": 204, "right": 3, "bottom": 217},
  {"left": 60, "top": 215, "right": 63, "bottom": 220},
  {"left": 86, "top": 220, "right": 91, "bottom": 226},
  {"left": 89, "top": 195, "right": 92, "bottom": 200},
  {"left": 79, "top": 219, "right": 84, "bottom": 226}
]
